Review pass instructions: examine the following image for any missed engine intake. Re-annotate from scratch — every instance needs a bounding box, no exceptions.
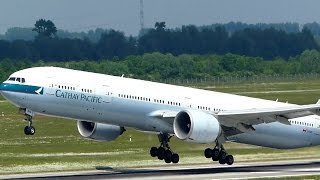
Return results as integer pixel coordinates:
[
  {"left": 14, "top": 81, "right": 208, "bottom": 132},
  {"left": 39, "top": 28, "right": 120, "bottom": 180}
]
[
  {"left": 173, "top": 109, "right": 221, "bottom": 143},
  {"left": 77, "top": 121, "right": 125, "bottom": 141}
]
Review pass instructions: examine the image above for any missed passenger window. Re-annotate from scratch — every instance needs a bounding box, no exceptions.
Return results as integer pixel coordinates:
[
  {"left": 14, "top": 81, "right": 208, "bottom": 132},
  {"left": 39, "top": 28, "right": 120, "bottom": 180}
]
[{"left": 16, "top": 78, "right": 21, "bottom": 82}]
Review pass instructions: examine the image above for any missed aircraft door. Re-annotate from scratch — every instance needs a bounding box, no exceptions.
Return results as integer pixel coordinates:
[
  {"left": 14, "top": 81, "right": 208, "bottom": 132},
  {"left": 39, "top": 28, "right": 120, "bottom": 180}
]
[
  {"left": 46, "top": 79, "right": 56, "bottom": 96},
  {"left": 98, "top": 85, "right": 113, "bottom": 103},
  {"left": 183, "top": 97, "right": 192, "bottom": 108}
]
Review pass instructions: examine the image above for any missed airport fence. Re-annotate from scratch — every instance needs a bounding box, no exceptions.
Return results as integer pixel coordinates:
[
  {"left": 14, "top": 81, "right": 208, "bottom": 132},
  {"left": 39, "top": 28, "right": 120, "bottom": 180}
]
[{"left": 158, "top": 73, "right": 320, "bottom": 86}]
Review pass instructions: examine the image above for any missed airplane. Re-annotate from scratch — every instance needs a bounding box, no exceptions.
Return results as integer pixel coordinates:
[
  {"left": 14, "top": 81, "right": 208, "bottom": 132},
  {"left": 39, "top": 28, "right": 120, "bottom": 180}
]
[{"left": 1, "top": 66, "right": 320, "bottom": 165}]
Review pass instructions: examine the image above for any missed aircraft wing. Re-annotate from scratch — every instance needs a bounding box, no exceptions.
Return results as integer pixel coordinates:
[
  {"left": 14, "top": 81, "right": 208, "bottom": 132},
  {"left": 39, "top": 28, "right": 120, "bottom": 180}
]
[
  {"left": 216, "top": 104, "right": 320, "bottom": 132},
  {"left": 150, "top": 104, "right": 320, "bottom": 133}
]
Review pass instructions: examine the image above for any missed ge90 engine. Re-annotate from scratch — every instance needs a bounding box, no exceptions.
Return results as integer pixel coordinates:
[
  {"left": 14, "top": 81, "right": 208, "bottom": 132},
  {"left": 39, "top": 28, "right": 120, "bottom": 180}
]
[
  {"left": 77, "top": 121, "right": 125, "bottom": 141},
  {"left": 173, "top": 109, "right": 221, "bottom": 143}
]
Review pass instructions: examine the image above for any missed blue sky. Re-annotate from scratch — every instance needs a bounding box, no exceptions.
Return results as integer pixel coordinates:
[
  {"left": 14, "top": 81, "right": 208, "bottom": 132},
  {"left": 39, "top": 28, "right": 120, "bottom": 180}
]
[{"left": 0, "top": 0, "right": 319, "bottom": 35}]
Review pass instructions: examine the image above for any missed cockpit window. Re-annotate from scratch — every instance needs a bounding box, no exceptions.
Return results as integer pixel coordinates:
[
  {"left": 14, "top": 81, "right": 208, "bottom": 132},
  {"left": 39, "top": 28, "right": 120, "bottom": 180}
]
[
  {"left": 8, "top": 77, "right": 16, "bottom": 81},
  {"left": 7, "top": 77, "right": 26, "bottom": 83}
]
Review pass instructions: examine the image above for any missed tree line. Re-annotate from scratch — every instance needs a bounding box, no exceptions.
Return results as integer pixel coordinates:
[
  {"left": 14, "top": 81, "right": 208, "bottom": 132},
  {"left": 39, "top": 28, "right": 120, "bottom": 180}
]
[
  {"left": 0, "top": 20, "right": 319, "bottom": 61},
  {"left": 0, "top": 27, "right": 109, "bottom": 42},
  {"left": 1, "top": 50, "right": 320, "bottom": 82},
  {"left": 3, "top": 22, "right": 320, "bottom": 41}
]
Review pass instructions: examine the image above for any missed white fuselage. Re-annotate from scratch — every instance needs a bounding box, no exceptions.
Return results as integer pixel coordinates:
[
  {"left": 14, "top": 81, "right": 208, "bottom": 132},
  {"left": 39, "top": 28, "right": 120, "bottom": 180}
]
[{"left": 1, "top": 67, "right": 320, "bottom": 149}]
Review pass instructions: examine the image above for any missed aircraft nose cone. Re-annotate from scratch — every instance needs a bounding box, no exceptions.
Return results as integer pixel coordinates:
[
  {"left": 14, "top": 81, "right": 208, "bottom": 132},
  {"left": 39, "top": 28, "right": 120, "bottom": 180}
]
[
  {"left": 0, "top": 82, "right": 4, "bottom": 92},
  {"left": 0, "top": 82, "right": 4, "bottom": 96},
  {"left": 0, "top": 82, "right": 8, "bottom": 94}
]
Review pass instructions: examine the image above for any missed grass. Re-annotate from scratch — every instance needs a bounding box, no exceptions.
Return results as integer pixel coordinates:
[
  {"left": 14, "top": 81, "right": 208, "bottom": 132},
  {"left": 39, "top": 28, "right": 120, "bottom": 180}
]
[
  {"left": 1, "top": 79, "right": 320, "bottom": 174},
  {"left": 258, "top": 176, "right": 320, "bottom": 180},
  {"left": 202, "top": 80, "right": 320, "bottom": 104}
]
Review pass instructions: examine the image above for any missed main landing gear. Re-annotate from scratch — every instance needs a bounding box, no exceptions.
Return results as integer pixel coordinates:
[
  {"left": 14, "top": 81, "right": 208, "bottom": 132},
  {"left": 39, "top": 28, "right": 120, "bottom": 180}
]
[
  {"left": 149, "top": 133, "right": 180, "bottom": 164},
  {"left": 20, "top": 108, "right": 36, "bottom": 135},
  {"left": 204, "top": 143, "right": 234, "bottom": 165}
]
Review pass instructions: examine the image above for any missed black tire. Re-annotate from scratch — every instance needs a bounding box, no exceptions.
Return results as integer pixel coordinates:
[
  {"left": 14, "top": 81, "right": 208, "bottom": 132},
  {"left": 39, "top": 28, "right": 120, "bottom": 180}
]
[
  {"left": 219, "top": 151, "right": 227, "bottom": 160},
  {"left": 211, "top": 149, "right": 220, "bottom": 161},
  {"left": 157, "top": 147, "right": 165, "bottom": 160},
  {"left": 24, "top": 126, "right": 30, "bottom": 135},
  {"left": 171, "top": 153, "right": 179, "bottom": 164},
  {"left": 150, "top": 147, "right": 158, "bottom": 157},
  {"left": 219, "top": 151, "right": 227, "bottom": 165},
  {"left": 164, "top": 157, "right": 172, "bottom": 163},
  {"left": 219, "top": 158, "right": 226, "bottom": 165},
  {"left": 29, "top": 126, "right": 35, "bottom": 135},
  {"left": 204, "top": 148, "right": 212, "bottom": 158},
  {"left": 165, "top": 150, "right": 172, "bottom": 160},
  {"left": 164, "top": 150, "right": 172, "bottom": 163},
  {"left": 226, "top": 155, "right": 234, "bottom": 165}
]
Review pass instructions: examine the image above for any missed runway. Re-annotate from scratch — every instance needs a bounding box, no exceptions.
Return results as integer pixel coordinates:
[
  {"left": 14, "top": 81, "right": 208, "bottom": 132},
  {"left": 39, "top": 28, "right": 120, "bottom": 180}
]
[{"left": 2, "top": 159, "right": 320, "bottom": 180}]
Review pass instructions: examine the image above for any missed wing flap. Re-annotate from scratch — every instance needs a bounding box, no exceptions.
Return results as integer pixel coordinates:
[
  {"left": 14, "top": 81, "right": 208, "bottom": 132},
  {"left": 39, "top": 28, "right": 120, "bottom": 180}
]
[
  {"left": 149, "top": 110, "right": 178, "bottom": 118},
  {"left": 148, "top": 110, "right": 178, "bottom": 124},
  {"left": 217, "top": 104, "right": 320, "bottom": 129}
]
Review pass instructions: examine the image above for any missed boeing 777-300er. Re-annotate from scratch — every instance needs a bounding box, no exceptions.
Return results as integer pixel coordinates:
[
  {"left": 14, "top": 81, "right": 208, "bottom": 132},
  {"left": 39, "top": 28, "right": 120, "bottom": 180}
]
[{"left": 1, "top": 67, "right": 320, "bottom": 165}]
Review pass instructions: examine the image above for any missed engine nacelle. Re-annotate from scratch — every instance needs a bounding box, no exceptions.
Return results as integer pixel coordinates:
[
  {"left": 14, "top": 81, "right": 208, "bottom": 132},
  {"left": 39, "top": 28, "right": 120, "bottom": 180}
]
[
  {"left": 173, "top": 109, "right": 221, "bottom": 143},
  {"left": 77, "top": 121, "right": 125, "bottom": 141}
]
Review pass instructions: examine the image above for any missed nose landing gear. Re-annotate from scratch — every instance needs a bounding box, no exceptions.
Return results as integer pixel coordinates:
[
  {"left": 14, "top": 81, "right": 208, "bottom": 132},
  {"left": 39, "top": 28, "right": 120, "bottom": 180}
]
[
  {"left": 20, "top": 108, "right": 36, "bottom": 135},
  {"left": 24, "top": 115, "right": 35, "bottom": 135}
]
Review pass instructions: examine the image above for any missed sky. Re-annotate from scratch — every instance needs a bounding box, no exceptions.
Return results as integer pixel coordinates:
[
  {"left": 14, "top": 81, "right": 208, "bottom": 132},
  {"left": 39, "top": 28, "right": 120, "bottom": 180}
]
[{"left": 0, "top": 0, "right": 320, "bottom": 35}]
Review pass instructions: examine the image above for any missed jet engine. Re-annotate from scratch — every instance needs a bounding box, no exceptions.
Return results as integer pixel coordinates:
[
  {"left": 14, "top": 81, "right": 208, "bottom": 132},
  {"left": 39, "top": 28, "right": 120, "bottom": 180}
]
[
  {"left": 173, "top": 109, "right": 221, "bottom": 143},
  {"left": 77, "top": 121, "right": 125, "bottom": 141}
]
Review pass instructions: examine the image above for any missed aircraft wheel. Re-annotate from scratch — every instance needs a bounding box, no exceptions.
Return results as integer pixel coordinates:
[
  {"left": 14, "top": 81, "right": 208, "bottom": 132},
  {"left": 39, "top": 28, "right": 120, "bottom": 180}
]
[
  {"left": 157, "top": 147, "right": 165, "bottom": 160},
  {"left": 219, "top": 151, "right": 227, "bottom": 164},
  {"left": 211, "top": 149, "right": 220, "bottom": 161},
  {"left": 29, "top": 126, "right": 35, "bottom": 135},
  {"left": 226, "top": 155, "right": 234, "bottom": 165},
  {"left": 165, "top": 150, "right": 172, "bottom": 159},
  {"left": 164, "top": 157, "right": 172, "bottom": 163},
  {"left": 150, "top": 147, "right": 158, "bottom": 157},
  {"left": 164, "top": 150, "right": 172, "bottom": 163},
  {"left": 219, "top": 158, "right": 226, "bottom": 165},
  {"left": 171, "top": 153, "right": 179, "bottom": 164},
  {"left": 24, "top": 126, "right": 30, "bottom": 135},
  {"left": 204, "top": 148, "right": 212, "bottom": 158}
]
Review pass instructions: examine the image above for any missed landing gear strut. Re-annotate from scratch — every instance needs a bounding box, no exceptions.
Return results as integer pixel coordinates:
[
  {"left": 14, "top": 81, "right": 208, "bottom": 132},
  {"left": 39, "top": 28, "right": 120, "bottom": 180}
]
[
  {"left": 204, "top": 143, "right": 234, "bottom": 165},
  {"left": 20, "top": 108, "right": 36, "bottom": 135},
  {"left": 149, "top": 133, "right": 179, "bottom": 164}
]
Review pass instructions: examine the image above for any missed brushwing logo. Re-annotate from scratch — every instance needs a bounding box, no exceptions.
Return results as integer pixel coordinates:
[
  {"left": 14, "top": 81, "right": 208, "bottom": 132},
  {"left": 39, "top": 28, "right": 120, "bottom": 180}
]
[{"left": 35, "top": 87, "right": 43, "bottom": 95}]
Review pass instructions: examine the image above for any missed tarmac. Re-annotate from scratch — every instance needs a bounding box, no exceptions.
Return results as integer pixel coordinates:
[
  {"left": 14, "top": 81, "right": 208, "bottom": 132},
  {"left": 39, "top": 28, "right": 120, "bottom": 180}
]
[{"left": 2, "top": 159, "right": 320, "bottom": 180}]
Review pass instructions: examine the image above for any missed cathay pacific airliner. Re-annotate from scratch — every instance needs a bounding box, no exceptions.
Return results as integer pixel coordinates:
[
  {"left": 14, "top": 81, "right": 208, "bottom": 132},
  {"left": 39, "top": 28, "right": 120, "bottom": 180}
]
[{"left": 1, "top": 67, "right": 320, "bottom": 165}]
